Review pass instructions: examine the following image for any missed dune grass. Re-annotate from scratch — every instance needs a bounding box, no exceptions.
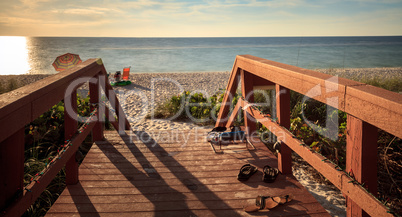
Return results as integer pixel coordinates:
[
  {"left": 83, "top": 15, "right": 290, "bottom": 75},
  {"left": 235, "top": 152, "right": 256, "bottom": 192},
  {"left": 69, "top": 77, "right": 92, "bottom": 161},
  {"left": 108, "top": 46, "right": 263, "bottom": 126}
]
[
  {"left": 360, "top": 76, "right": 402, "bottom": 92},
  {"left": 0, "top": 78, "right": 20, "bottom": 94}
]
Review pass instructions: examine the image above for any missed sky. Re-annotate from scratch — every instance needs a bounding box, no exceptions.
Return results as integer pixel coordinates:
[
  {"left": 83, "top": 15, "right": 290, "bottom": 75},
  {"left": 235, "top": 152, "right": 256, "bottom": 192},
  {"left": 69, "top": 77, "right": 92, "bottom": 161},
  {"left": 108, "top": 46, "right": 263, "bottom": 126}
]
[{"left": 0, "top": 0, "right": 401, "bottom": 37}]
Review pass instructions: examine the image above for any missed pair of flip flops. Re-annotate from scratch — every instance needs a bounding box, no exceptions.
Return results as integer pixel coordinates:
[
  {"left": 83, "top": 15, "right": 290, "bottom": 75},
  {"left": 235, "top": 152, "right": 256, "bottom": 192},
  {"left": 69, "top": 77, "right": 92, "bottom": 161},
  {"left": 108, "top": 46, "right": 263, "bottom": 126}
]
[
  {"left": 237, "top": 164, "right": 280, "bottom": 182},
  {"left": 243, "top": 194, "right": 294, "bottom": 213},
  {"left": 237, "top": 164, "right": 258, "bottom": 181},
  {"left": 262, "top": 165, "right": 280, "bottom": 183}
]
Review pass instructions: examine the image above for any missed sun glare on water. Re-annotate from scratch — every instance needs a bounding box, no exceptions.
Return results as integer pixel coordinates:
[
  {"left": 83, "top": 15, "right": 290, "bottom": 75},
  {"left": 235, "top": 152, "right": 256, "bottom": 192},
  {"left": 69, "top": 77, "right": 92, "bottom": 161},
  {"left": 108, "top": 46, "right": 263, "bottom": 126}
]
[{"left": 0, "top": 36, "right": 30, "bottom": 75}]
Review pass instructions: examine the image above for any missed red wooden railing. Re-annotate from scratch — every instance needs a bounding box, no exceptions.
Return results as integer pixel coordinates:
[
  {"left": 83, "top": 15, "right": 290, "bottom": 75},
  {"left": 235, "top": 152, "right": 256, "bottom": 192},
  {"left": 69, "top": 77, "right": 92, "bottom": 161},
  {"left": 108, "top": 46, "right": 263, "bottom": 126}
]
[
  {"left": 216, "top": 55, "right": 401, "bottom": 217},
  {"left": 0, "top": 58, "right": 131, "bottom": 217}
]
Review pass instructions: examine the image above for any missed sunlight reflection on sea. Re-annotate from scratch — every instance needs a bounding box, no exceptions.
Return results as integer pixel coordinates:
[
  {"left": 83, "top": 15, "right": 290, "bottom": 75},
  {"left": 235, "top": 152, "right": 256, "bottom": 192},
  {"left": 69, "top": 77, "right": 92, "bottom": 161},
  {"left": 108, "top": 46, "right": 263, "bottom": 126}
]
[{"left": 0, "top": 36, "right": 30, "bottom": 75}]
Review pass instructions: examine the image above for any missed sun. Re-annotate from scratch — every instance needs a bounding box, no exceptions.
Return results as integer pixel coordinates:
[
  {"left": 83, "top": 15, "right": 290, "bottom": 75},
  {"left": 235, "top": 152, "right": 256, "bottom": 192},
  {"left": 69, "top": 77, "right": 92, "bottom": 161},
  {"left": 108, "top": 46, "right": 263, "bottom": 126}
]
[{"left": 0, "top": 36, "right": 30, "bottom": 75}]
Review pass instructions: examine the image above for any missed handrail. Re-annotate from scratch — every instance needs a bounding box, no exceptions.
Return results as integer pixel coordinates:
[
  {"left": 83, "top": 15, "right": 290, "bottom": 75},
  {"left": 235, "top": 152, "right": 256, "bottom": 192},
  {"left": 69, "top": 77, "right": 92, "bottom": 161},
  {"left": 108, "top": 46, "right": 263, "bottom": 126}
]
[
  {"left": 217, "top": 55, "right": 402, "bottom": 138},
  {"left": 0, "top": 58, "right": 131, "bottom": 216},
  {"left": 216, "top": 55, "right": 401, "bottom": 217},
  {"left": 0, "top": 59, "right": 99, "bottom": 143}
]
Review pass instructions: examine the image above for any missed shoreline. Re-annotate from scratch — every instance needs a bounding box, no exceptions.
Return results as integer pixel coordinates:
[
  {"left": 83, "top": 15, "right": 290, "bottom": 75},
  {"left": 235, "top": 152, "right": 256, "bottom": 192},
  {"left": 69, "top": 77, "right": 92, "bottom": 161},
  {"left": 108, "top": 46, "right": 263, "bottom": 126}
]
[{"left": 1, "top": 66, "right": 401, "bottom": 87}]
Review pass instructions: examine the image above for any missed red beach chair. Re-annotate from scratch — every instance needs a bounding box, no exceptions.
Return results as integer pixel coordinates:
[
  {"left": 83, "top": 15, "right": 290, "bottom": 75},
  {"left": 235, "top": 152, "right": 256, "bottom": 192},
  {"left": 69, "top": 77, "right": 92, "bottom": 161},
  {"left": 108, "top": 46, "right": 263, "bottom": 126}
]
[
  {"left": 122, "top": 67, "right": 130, "bottom": 81},
  {"left": 110, "top": 67, "right": 132, "bottom": 86}
]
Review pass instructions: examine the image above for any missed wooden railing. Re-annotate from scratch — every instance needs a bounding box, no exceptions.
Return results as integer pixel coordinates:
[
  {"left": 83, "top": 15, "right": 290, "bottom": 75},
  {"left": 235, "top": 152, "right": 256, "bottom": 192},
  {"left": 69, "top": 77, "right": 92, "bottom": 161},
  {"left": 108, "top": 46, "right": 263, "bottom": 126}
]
[
  {"left": 216, "top": 55, "right": 402, "bottom": 217},
  {"left": 0, "top": 59, "right": 131, "bottom": 217}
]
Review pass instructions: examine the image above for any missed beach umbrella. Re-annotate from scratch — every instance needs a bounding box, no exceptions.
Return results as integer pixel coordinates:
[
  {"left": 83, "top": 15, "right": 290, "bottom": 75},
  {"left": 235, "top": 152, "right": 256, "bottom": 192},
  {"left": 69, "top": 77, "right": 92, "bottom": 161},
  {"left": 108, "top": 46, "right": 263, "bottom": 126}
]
[{"left": 52, "top": 53, "right": 82, "bottom": 71}]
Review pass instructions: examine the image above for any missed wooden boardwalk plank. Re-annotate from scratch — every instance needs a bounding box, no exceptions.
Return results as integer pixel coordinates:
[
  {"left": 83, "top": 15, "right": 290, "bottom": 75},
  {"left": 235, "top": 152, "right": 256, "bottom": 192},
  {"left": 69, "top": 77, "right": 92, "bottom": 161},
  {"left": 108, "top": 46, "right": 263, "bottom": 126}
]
[{"left": 47, "top": 129, "right": 331, "bottom": 216}]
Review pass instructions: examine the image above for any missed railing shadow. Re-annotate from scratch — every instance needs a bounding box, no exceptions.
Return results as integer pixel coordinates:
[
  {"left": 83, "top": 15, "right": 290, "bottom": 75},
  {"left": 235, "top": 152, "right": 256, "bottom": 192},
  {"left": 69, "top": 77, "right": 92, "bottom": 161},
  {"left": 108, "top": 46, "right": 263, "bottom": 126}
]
[
  {"left": 131, "top": 130, "right": 242, "bottom": 216},
  {"left": 96, "top": 132, "right": 195, "bottom": 216},
  {"left": 69, "top": 182, "right": 100, "bottom": 217}
]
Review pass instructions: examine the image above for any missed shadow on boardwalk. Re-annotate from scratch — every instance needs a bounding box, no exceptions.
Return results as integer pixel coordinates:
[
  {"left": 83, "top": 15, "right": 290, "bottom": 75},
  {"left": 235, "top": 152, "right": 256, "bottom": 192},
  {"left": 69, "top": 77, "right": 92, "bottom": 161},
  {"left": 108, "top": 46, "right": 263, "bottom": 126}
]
[{"left": 97, "top": 130, "right": 242, "bottom": 216}]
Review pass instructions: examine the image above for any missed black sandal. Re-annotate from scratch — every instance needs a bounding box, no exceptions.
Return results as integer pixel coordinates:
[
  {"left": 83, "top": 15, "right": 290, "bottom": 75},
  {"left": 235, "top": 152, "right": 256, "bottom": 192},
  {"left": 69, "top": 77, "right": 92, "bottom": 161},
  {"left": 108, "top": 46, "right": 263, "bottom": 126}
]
[
  {"left": 262, "top": 165, "right": 280, "bottom": 183},
  {"left": 243, "top": 195, "right": 281, "bottom": 212},
  {"left": 237, "top": 164, "right": 258, "bottom": 181}
]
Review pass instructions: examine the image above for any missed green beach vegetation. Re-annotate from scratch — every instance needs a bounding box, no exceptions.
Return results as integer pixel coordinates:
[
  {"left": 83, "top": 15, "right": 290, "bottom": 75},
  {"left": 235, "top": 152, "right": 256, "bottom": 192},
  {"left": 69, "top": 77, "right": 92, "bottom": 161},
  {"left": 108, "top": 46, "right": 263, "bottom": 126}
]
[
  {"left": 22, "top": 95, "right": 93, "bottom": 216},
  {"left": 152, "top": 90, "right": 223, "bottom": 124}
]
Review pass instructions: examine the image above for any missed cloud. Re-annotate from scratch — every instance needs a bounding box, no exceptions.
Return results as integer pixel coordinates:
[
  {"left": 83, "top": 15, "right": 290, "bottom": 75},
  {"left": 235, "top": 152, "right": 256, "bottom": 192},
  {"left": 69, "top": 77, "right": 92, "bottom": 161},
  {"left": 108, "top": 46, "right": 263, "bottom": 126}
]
[
  {"left": 63, "top": 8, "right": 109, "bottom": 15},
  {"left": 0, "top": 16, "right": 41, "bottom": 25},
  {"left": 48, "top": 6, "right": 123, "bottom": 18},
  {"left": 18, "top": 0, "right": 53, "bottom": 8},
  {"left": 1, "top": 0, "right": 401, "bottom": 36},
  {"left": 188, "top": 0, "right": 303, "bottom": 12}
]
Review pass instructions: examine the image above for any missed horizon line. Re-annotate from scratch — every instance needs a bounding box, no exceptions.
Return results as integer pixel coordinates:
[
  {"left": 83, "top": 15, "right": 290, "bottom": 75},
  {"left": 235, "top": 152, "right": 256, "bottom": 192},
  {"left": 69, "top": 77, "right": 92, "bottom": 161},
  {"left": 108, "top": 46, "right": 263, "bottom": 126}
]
[{"left": 1, "top": 35, "right": 402, "bottom": 38}]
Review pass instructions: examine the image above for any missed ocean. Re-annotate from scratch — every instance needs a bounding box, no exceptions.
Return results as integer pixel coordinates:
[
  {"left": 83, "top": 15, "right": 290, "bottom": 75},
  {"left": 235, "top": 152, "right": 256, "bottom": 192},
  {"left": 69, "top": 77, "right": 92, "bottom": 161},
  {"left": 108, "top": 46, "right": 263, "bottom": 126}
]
[{"left": 1, "top": 36, "right": 402, "bottom": 75}]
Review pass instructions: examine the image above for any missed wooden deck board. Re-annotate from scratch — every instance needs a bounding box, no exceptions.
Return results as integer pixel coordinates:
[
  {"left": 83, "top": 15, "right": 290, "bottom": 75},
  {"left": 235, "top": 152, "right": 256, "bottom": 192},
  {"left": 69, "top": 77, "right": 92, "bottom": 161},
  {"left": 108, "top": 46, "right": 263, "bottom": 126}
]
[{"left": 46, "top": 129, "right": 331, "bottom": 216}]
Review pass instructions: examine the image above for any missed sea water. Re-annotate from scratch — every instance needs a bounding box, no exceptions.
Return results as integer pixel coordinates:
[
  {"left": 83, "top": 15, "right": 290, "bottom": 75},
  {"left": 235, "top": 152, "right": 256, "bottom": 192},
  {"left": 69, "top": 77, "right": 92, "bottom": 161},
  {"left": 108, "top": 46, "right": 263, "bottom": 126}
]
[{"left": 1, "top": 36, "right": 402, "bottom": 75}]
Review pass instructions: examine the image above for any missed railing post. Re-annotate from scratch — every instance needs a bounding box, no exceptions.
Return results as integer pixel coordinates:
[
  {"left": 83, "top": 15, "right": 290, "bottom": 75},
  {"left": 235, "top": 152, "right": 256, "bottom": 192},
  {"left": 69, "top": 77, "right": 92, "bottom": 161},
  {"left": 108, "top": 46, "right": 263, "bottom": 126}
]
[
  {"left": 65, "top": 89, "right": 78, "bottom": 185},
  {"left": 346, "top": 115, "right": 378, "bottom": 217},
  {"left": 0, "top": 128, "right": 24, "bottom": 211},
  {"left": 90, "top": 73, "right": 104, "bottom": 141},
  {"left": 241, "top": 69, "right": 256, "bottom": 135},
  {"left": 276, "top": 84, "right": 292, "bottom": 174},
  {"left": 215, "top": 69, "right": 240, "bottom": 128}
]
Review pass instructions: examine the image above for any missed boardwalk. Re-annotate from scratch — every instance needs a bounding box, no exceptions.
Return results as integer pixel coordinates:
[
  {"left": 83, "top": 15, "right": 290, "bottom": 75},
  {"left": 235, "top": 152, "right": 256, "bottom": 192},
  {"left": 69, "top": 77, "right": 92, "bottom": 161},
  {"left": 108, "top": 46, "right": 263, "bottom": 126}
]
[{"left": 46, "top": 129, "right": 330, "bottom": 216}]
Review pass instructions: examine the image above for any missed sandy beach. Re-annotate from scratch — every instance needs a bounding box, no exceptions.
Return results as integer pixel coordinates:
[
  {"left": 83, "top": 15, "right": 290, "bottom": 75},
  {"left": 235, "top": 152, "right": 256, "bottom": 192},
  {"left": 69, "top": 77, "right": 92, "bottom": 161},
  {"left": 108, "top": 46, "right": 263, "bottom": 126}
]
[{"left": 1, "top": 67, "right": 401, "bottom": 216}]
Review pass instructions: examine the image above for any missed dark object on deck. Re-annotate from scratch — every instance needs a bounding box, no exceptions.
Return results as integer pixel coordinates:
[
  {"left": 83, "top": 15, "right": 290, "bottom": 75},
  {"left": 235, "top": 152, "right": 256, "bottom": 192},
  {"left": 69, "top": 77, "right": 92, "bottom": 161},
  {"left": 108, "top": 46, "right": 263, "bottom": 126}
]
[
  {"left": 262, "top": 165, "right": 280, "bottom": 183},
  {"left": 237, "top": 164, "right": 258, "bottom": 181},
  {"left": 207, "top": 125, "right": 255, "bottom": 153},
  {"left": 243, "top": 194, "right": 294, "bottom": 213}
]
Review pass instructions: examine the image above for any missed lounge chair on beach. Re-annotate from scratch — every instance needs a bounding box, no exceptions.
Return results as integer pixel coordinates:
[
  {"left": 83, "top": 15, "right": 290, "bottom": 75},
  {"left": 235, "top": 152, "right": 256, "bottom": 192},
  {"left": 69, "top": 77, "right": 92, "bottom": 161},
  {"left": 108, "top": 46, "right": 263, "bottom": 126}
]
[
  {"left": 111, "top": 67, "right": 132, "bottom": 86},
  {"left": 122, "top": 67, "right": 130, "bottom": 81}
]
